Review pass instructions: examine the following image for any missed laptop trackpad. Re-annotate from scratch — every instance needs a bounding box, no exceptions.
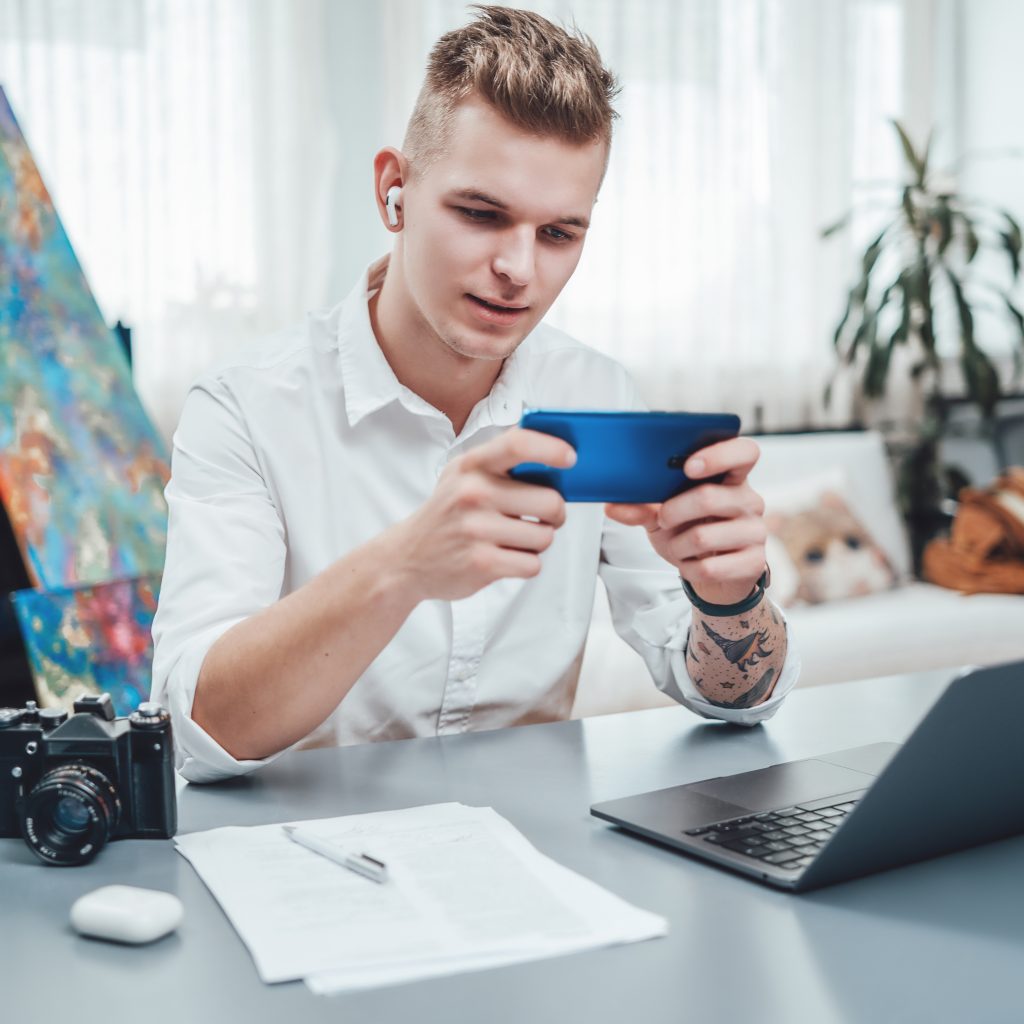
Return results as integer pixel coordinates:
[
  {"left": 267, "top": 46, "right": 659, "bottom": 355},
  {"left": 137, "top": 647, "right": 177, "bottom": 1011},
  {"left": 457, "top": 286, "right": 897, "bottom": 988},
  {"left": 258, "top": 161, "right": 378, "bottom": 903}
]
[{"left": 690, "top": 758, "right": 877, "bottom": 811}]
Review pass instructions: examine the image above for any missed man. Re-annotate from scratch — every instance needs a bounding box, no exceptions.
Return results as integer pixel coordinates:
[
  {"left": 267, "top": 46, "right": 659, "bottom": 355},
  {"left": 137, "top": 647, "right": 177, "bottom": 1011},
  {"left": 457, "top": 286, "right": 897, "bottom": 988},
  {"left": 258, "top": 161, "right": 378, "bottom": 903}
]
[{"left": 152, "top": 6, "right": 797, "bottom": 784}]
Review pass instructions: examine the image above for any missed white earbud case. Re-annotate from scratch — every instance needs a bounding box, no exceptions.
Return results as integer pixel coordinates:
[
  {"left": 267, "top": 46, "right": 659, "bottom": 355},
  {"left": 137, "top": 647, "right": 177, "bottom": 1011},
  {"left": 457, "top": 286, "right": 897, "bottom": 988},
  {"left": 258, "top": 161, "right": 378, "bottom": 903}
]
[{"left": 70, "top": 885, "right": 184, "bottom": 945}]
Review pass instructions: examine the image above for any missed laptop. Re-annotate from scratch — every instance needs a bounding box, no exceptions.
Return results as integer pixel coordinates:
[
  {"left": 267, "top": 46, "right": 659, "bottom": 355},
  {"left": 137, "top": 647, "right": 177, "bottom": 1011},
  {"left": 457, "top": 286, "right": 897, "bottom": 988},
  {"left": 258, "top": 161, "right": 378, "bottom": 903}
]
[{"left": 590, "top": 659, "right": 1024, "bottom": 892}]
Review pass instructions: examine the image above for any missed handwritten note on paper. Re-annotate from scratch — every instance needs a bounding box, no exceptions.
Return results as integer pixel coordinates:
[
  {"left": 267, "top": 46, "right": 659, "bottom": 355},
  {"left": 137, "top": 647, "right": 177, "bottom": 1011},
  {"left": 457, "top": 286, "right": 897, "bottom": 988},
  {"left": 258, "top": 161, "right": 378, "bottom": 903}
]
[{"left": 174, "top": 802, "right": 667, "bottom": 990}]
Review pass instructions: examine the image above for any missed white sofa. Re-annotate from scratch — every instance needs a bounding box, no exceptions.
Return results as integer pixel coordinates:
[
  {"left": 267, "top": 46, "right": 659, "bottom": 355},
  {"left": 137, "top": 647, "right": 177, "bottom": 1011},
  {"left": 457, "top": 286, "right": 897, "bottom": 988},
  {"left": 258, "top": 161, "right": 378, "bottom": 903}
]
[{"left": 571, "top": 430, "right": 1024, "bottom": 718}]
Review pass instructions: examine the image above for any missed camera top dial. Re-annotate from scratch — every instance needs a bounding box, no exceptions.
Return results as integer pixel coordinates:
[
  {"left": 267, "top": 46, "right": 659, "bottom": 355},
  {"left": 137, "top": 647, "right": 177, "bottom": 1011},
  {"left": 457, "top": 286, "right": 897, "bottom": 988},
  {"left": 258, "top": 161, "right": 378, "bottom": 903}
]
[{"left": 129, "top": 703, "right": 171, "bottom": 729}]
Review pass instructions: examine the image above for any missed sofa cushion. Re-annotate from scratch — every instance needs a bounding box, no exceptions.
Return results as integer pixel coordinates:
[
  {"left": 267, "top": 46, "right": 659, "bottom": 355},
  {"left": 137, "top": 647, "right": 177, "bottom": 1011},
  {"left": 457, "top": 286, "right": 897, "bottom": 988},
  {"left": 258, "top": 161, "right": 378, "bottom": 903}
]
[
  {"left": 749, "top": 431, "right": 912, "bottom": 581},
  {"left": 760, "top": 470, "right": 897, "bottom": 605},
  {"left": 784, "top": 582, "right": 1024, "bottom": 686}
]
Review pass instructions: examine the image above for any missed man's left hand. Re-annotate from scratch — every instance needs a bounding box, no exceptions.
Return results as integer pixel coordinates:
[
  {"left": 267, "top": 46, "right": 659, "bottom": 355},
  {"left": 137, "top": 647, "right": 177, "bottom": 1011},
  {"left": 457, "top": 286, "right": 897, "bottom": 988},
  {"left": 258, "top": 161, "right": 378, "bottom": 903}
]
[{"left": 605, "top": 436, "right": 767, "bottom": 606}]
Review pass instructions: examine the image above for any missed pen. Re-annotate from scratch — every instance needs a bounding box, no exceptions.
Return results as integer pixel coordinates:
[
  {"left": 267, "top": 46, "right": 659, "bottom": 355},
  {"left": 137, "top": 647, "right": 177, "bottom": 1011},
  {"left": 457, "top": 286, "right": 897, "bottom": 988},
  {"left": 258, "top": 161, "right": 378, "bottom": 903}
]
[{"left": 282, "top": 825, "right": 390, "bottom": 884}]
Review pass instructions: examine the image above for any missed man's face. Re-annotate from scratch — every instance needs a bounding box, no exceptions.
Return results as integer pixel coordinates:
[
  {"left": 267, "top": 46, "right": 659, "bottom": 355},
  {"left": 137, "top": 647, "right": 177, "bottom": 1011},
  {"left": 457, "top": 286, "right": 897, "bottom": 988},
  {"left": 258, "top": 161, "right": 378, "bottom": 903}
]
[{"left": 398, "top": 96, "right": 607, "bottom": 363}]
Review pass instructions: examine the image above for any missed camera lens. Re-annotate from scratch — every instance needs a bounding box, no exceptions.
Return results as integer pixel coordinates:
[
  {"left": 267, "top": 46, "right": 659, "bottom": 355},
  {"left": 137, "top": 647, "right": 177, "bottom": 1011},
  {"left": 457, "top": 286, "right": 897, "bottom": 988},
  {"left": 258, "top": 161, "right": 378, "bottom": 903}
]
[
  {"left": 53, "top": 796, "right": 93, "bottom": 834},
  {"left": 22, "top": 764, "right": 121, "bottom": 866}
]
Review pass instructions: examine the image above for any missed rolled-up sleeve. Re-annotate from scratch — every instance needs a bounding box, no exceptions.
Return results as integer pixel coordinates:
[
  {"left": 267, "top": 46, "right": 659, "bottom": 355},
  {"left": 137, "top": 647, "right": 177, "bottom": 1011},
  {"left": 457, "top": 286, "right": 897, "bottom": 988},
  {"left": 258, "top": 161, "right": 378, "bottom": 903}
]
[
  {"left": 151, "top": 377, "right": 290, "bottom": 783},
  {"left": 597, "top": 515, "right": 800, "bottom": 725}
]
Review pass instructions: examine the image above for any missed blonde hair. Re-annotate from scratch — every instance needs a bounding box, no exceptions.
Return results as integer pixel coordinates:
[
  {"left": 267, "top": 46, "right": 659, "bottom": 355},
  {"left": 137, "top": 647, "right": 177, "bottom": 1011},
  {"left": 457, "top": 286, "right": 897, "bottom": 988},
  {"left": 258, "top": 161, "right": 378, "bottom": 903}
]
[{"left": 403, "top": 5, "right": 619, "bottom": 176}]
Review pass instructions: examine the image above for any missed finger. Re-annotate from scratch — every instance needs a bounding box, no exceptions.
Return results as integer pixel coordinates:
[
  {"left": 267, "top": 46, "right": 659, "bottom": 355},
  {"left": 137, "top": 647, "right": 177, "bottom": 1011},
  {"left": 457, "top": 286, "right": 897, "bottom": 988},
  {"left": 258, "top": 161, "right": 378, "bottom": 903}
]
[
  {"left": 605, "top": 502, "right": 661, "bottom": 531},
  {"left": 489, "top": 548, "right": 543, "bottom": 580},
  {"left": 468, "top": 513, "right": 557, "bottom": 553},
  {"left": 490, "top": 476, "right": 567, "bottom": 527},
  {"left": 680, "top": 547, "right": 767, "bottom": 591},
  {"left": 667, "top": 516, "right": 767, "bottom": 563},
  {"left": 658, "top": 483, "right": 766, "bottom": 530},
  {"left": 464, "top": 428, "right": 577, "bottom": 476},
  {"left": 684, "top": 436, "right": 760, "bottom": 485}
]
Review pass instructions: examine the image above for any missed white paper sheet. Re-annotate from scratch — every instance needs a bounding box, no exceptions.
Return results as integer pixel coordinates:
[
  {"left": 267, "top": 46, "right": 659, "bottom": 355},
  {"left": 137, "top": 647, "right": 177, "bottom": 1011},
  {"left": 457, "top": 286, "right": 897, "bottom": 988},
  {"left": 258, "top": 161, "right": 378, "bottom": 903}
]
[{"left": 174, "top": 802, "right": 666, "bottom": 990}]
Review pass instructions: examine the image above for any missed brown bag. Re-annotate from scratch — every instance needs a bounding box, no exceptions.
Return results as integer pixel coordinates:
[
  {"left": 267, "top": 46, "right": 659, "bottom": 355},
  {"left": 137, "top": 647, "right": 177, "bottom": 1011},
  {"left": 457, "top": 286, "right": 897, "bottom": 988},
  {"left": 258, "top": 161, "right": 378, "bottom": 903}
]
[{"left": 922, "top": 467, "right": 1024, "bottom": 594}]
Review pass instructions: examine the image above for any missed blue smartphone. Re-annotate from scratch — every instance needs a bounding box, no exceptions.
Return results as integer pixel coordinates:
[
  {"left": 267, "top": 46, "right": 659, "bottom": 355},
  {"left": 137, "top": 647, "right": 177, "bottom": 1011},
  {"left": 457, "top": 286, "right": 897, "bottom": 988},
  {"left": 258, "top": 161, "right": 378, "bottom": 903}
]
[{"left": 508, "top": 409, "right": 741, "bottom": 503}]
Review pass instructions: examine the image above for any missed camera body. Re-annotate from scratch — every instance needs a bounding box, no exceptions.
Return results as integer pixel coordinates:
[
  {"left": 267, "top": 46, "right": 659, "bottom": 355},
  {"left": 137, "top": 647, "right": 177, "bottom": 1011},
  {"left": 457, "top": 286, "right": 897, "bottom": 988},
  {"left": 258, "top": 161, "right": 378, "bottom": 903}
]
[{"left": 0, "top": 693, "right": 176, "bottom": 865}]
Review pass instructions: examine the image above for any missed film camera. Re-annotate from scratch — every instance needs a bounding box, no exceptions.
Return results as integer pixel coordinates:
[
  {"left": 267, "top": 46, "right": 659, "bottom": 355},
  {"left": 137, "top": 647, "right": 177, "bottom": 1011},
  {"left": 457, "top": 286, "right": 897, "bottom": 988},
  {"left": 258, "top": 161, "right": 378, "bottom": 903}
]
[{"left": 0, "top": 693, "right": 177, "bottom": 865}]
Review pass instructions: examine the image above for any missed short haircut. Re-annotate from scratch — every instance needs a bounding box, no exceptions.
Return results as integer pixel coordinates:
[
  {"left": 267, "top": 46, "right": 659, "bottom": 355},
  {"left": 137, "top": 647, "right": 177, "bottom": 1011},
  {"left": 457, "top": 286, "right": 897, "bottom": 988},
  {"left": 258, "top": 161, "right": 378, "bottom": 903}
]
[{"left": 403, "top": 5, "right": 620, "bottom": 177}]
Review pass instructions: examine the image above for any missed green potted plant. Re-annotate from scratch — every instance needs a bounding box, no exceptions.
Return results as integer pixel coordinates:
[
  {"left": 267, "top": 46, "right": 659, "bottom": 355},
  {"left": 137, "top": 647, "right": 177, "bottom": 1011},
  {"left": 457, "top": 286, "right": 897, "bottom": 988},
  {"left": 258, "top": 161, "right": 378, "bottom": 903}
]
[{"left": 823, "top": 120, "right": 1024, "bottom": 571}]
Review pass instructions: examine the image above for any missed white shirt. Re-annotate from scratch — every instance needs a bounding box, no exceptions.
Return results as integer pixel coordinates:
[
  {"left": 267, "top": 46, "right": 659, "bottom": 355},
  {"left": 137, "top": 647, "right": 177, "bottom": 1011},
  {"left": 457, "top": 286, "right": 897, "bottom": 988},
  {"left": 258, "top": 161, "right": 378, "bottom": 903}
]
[{"left": 151, "top": 257, "right": 799, "bottom": 783}]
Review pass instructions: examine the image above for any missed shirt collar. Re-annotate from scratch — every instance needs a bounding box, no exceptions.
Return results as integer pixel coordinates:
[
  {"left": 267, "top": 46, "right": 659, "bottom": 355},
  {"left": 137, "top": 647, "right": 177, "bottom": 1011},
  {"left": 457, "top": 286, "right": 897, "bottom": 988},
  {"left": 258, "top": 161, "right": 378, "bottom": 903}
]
[
  {"left": 333, "top": 255, "right": 527, "bottom": 431},
  {"left": 334, "top": 255, "right": 411, "bottom": 427},
  {"left": 479, "top": 337, "right": 526, "bottom": 429}
]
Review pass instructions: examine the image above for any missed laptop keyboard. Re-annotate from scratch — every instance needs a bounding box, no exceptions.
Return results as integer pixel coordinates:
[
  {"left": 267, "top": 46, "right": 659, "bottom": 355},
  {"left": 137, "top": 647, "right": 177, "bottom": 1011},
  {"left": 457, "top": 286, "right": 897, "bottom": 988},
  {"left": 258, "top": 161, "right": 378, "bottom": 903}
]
[{"left": 683, "top": 794, "right": 862, "bottom": 872}]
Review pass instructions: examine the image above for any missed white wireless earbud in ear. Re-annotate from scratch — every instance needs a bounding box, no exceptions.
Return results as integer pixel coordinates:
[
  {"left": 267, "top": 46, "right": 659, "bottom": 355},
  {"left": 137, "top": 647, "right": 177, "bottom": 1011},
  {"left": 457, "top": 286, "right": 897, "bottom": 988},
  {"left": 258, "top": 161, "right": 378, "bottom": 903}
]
[{"left": 385, "top": 185, "right": 403, "bottom": 228}]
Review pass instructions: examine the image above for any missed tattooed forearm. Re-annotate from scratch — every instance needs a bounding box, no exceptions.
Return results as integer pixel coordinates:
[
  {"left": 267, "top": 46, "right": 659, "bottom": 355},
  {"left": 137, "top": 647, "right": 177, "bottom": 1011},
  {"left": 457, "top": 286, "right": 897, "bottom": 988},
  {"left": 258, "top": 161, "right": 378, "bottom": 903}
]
[
  {"left": 684, "top": 596, "right": 787, "bottom": 709},
  {"left": 700, "top": 621, "right": 772, "bottom": 672},
  {"left": 704, "top": 666, "right": 776, "bottom": 709}
]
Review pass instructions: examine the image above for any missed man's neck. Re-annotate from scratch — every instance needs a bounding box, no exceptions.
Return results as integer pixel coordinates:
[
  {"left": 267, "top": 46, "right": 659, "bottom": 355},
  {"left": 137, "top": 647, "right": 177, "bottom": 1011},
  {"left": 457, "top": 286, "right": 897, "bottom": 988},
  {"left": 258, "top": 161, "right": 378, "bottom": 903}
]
[{"left": 368, "top": 255, "right": 503, "bottom": 436}]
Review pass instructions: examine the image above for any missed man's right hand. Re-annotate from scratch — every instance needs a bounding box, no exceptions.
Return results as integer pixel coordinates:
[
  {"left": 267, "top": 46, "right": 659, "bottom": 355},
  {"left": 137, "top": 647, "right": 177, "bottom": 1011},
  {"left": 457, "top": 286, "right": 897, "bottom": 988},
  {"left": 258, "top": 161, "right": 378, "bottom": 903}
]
[
  {"left": 393, "top": 428, "right": 575, "bottom": 602},
  {"left": 188, "top": 429, "right": 572, "bottom": 762}
]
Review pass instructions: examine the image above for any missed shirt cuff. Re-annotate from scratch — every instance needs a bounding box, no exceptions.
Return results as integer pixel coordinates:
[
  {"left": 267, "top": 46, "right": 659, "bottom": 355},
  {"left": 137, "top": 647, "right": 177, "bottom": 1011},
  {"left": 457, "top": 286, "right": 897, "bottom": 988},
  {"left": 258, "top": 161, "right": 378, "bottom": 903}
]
[
  {"left": 628, "top": 595, "right": 800, "bottom": 726},
  {"left": 668, "top": 631, "right": 801, "bottom": 726},
  {"left": 159, "top": 625, "right": 289, "bottom": 785}
]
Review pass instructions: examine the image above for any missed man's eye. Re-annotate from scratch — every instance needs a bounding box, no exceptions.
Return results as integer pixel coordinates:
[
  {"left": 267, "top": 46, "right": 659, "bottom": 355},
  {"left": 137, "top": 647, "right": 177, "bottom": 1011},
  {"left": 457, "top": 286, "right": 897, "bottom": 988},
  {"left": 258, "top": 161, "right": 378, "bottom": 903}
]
[
  {"left": 543, "top": 227, "right": 574, "bottom": 243},
  {"left": 457, "top": 207, "right": 496, "bottom": 222}
]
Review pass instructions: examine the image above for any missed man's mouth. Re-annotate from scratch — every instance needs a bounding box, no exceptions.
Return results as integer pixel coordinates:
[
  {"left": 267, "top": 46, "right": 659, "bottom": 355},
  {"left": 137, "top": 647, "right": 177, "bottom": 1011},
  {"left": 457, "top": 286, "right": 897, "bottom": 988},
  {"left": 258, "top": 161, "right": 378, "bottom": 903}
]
[{"left": 467, "top": 294, "right": 528, "bottom": 313}]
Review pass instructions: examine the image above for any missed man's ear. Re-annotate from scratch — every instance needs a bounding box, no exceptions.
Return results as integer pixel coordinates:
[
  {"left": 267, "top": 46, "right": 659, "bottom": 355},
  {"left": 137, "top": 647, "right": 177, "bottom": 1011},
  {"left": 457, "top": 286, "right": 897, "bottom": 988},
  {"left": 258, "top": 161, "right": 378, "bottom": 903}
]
[{"left": 373, "top": 147, "right": 410, "bottom": 232}]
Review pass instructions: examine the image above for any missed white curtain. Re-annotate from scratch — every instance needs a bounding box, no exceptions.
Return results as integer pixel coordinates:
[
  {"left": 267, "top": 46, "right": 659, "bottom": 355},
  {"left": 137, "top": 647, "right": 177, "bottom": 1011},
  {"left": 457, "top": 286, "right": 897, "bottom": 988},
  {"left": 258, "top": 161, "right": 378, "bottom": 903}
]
[
  {"left": 1, "top": 0, "right": 921, "bottom": 440},
  {"left": 398, "top": 0, "right": 910, "bottom": 430},
  {"left": 0, "top": 0, "right": 348, "bottom": 438}
]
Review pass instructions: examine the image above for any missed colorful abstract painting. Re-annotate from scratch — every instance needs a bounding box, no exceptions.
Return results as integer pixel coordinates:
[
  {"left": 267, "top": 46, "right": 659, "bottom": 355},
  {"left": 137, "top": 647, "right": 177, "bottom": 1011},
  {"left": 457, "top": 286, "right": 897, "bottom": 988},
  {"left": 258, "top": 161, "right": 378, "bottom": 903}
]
[
  {"left": 0, "top": 85, "right": 169, "bottom": 590},
  {"left": 11, "top": 576, "right": 160, "bottom": 715}
]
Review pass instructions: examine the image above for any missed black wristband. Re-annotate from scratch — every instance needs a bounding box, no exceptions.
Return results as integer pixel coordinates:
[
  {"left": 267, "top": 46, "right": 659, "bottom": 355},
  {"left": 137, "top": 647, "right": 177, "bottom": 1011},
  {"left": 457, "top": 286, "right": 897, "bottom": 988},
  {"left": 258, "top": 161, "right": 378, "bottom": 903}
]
[{"left": 681, "top": 567, "right": 771, "bottom": 617}]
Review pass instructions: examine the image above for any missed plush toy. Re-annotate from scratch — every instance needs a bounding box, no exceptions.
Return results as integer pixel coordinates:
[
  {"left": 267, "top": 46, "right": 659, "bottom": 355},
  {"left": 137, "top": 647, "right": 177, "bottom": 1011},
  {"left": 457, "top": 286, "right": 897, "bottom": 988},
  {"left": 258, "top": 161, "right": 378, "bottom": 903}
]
[
  {"left": 765, "top": 491, "right": 896, "bottom": 606},
  {"left": 923, "top": 468, "right": 1024, "bottom": 594}
]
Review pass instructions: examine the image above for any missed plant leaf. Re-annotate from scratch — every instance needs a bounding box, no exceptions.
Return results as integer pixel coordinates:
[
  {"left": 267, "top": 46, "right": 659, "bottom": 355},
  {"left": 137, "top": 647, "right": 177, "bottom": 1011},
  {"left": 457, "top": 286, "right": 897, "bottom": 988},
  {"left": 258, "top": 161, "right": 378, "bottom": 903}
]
[
  {"left": 848, "top": 306, "right": 882, "bottom": 367},
  {"left": 861, "top": 226, "right": 888, "bottom": 277},
  {"left": 902, "top": 186, "right": 918, "bottom": 229},
  {"left": 944, "top": 266, "right": 975, "bottom": 349},
  {"left": 890, "top": 272, "right": 911, "bottom": 348},
  {"left": 821, "top": 212, "right": 850, "bottom": 239},
  {"left": 892, "top": 120, "right": 926, "bottom": 186},
  {"left": 907, "top": 257, "right": 936, "bottom": 354},
  {"left": 946, "top": 266, "right": 1000, "bottom": 416},
  {"left": 960, "top": 345, "right": 1001, "bottom": 418},
  {"left": 833, "top": 280, "right": 866, "bottom": 350},
  {"left": 1002, "top": 209, "right": 1023, "bottom": 252},
  {"left": 1005, "top": 292, "right": 1024, "bottom": 382},
  {"left": 954, "top": 210, "right": 980, "bottom": 263},
  {"left": 833, "top": 219, "right": 895, "bottom": 351},
  {"left": 1000, "top": 230, "right": 1021, "bottom": 280},
  {"left": 1004, "top": 291, "right": 1024, "bottom": 341},
  {"left": 836, "top": 264, "right": 903, "bottom": 362},
  {"left": 864, "top": 334, "right": 895, "bottom": 398},
  {"left": 935, "top": 197, "right": 953, "bottom": 254}
]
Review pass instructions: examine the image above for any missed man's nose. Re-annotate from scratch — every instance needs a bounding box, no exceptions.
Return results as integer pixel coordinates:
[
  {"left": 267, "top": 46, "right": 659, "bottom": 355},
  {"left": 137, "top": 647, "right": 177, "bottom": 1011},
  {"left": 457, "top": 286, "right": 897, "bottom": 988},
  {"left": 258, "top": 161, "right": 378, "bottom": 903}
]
[{"left": 492, "top": 228, "right": 535, "bottom": 289}]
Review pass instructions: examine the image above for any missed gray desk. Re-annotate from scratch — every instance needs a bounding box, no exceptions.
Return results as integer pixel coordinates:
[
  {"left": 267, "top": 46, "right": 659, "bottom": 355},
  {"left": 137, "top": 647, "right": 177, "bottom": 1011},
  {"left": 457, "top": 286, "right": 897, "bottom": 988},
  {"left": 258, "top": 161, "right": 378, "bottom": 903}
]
[{"left": 4, "top": 670, "right": 1023, "bottom": 1023}]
